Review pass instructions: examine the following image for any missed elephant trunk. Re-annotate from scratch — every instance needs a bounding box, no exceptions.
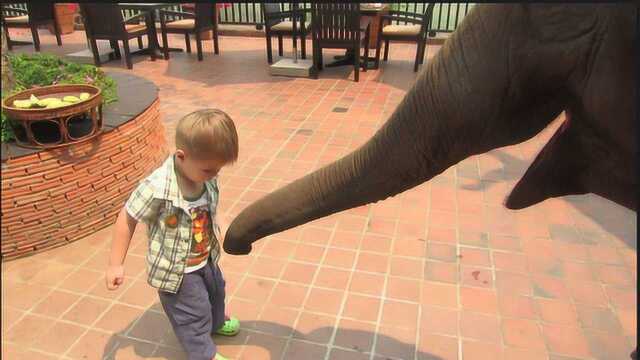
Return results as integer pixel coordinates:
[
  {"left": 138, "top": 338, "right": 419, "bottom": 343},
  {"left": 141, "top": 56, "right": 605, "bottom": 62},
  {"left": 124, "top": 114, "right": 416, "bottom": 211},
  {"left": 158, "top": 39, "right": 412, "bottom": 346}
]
[{"left": 224, "top": 4, "right": 568, "bottom": 254}]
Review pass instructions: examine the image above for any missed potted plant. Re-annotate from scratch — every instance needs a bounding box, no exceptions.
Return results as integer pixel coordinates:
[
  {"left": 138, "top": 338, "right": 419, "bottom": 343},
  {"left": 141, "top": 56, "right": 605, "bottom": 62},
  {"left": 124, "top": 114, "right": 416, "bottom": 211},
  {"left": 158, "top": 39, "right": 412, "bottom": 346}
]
[{"left": 48, "top": 3, "right": 78, "bottom": 35}]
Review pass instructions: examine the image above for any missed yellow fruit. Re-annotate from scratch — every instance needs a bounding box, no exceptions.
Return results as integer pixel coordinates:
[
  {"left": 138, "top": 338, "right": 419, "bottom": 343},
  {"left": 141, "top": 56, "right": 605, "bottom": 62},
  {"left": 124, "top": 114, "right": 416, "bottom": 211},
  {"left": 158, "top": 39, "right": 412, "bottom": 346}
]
[
  {"left": 29, "top": 94, "right": 40, "bottom": 104},
  {"left": 37, "top": 98, "right": 58, "bottom": 107},
  {"left": 13, "top": 99, "right": 32, "bottom": 108},
  {"left": 79, "top": 92, "right": 91, "bottom": 101},
  {"left": 63, "top": 96, "right": 80, "bottom": 103}
]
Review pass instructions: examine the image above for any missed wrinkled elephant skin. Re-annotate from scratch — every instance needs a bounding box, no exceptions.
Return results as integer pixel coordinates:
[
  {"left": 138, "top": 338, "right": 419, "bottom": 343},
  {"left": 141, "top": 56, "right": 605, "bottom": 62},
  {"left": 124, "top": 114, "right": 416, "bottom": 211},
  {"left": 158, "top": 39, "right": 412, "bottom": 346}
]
[{"left": 223, "top": 4, "right": 637, "bottom": 256}]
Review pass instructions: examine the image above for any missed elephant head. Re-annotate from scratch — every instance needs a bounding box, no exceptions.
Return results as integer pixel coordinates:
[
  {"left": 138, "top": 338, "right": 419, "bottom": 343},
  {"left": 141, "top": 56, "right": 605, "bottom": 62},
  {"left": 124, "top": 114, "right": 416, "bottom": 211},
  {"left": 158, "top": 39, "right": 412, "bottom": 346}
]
[{"left": 224, "top": 3, "right": 636, "bottom": 255}]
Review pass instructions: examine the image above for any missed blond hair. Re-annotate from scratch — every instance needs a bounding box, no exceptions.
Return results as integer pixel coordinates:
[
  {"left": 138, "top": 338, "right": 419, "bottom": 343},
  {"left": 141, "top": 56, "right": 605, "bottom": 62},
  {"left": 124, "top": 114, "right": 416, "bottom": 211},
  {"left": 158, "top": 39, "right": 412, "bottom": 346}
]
[{"left": 175, "top": 109, "right": 239, "bottom": 163}]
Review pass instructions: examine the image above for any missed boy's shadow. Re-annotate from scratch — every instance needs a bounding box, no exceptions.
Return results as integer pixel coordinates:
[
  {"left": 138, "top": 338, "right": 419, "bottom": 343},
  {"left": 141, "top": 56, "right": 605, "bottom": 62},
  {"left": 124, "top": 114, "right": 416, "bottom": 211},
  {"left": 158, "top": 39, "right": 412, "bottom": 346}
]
[{"left": 102, "top": 306, "right": 445, "bottom": 360}]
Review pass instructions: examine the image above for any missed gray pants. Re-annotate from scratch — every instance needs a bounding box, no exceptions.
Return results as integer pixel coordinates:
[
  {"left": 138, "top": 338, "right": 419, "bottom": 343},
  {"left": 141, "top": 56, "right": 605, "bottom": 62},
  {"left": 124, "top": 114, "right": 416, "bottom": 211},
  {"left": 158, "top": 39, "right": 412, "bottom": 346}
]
[{"left": 158, "top": 260, "right": 226, "bottom": 360}]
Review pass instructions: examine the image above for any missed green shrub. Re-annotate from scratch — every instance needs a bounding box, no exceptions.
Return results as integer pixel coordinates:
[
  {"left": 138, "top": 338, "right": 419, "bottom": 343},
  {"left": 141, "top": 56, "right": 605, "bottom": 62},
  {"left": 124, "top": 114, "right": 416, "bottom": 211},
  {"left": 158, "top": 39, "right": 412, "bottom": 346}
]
[{"left": 1, "top": 53, "right": 118, "bottom": 142}]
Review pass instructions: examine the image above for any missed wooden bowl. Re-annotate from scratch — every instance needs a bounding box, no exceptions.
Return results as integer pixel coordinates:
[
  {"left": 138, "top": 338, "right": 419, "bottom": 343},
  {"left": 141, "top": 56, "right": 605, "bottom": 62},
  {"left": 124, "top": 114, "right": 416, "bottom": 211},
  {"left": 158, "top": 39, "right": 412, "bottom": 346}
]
[{"left": 2, "top": 84, "right": 104, "bottom": 149}]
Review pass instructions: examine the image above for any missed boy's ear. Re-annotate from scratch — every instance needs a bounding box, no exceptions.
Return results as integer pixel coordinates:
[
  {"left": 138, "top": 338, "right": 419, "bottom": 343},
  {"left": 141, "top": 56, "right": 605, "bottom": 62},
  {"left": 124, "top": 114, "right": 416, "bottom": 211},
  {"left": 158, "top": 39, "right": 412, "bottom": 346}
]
[{"left": 175, "top": 149, "right": 186, "bottom": 160}]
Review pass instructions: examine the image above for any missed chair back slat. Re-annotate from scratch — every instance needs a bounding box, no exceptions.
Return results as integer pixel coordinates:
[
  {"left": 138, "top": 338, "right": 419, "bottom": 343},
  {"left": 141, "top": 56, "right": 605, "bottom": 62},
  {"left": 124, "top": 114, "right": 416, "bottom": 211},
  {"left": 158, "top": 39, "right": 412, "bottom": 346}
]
[
  {"left": 79, "top": 4, "right": 126, "bottom": 37},
  {"left": 194, "top": 3, "right": 215, "bottom": 29},
  {"left": 311, "top": 2, "right": 359, "bottom": 43},
  {"left": 420, "top": 3, "right": 436, "bottom": 36}
]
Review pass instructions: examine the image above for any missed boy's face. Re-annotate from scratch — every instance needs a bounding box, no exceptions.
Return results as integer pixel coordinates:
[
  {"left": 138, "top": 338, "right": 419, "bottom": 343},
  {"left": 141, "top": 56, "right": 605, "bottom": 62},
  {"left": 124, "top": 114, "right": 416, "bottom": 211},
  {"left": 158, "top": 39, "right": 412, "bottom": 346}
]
[{"left": 175, "top": 150, "right": 226, "bottom": 183}]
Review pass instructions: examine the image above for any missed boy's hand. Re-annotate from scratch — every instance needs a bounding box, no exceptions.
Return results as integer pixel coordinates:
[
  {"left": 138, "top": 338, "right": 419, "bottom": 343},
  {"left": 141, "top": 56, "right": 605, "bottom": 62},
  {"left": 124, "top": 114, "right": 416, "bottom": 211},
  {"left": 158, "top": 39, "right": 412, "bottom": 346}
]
[{"left": 106, "top": 264, "right": 125, "bottom": 290}]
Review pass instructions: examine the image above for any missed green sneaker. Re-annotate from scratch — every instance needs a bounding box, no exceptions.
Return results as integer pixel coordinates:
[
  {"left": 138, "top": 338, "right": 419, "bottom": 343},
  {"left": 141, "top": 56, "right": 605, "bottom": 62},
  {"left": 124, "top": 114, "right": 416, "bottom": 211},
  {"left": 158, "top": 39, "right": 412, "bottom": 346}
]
[
  {"left": 214, "top": 353, "right": 229, "bottom": 360},
  {"left": 215, "top": 316, "right": 240, "bottom": 336}
]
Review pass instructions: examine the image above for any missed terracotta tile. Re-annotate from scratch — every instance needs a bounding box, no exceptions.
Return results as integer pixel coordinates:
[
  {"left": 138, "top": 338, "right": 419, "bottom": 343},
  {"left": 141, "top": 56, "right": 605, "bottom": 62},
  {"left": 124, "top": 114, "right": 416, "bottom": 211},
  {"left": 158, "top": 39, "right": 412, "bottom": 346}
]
[
  {"left": 304, "top": 287, "right": 344, "bottom": 314},
  {"left": 595, "top": 264, "right": 634, "bottom": 287},
  {"left": 381, "top": 300, "right": 419, "bottom": 329},
  {"left": 4, "top": 314, "right": 53, "bottom": 346},
  {"left": 501, "top": 318, "right": 546, "bottom": 350},
  {"left": 63, "top": 296, "right": 111, "bottom": 326},
  {"left": 248, "top": 256, "right": 286, "bottom": 279},
  {"left": 227, "top": 299, "right": 263, "bottom": 324},
  {"left": 330, "top": 231, "right": 362, "bottom": 250},
  {"left": 334, "top": 318, "right": 376, "bottom": 353},
  {"left": 293, "top": 312, "right": 336, "bottom": 344},
  {"left": 240, "top": 331, "right": 288, "bottom": 360},
  {"left": 427, "top": 227, "right": 457, "bottom": 244},
  {"left": 424, "top": 261, "right": 458, "bottom": 284},
  {"left": 462, "top": 340, "right": 504, "bottom": 360},
  {"left": 31, "top": 289, "right": 80, "bottom": 318},
  {"left": 461, "top": 287, "right": 499, "bottom": 314},
  {"left": 489, "top": 234, "right": 522, "bottom": 252},
  {"left": 259, "top": 239, "right": 296, "bottom": 259},
  {"left": 498, "top": 294, "right": 537, "bottom": 320},
  {"left": 583, "top": 329, "right": 635, "bottom": 360},
  {"left": 459, "top": 231, "right": 489, "bottom": 248},
  {"left": 355, "top": 252, "right": 389, "bottom": 274},
  {"left": 270, "top": 282, "right": 308, "bottom": 309},
  {"left": 323, "top": 248, "right": 357, "bottom": 269},
  {"left": 567, "top": 280, "right": 608, "bottom": 306},
  {"left": 496, "top": 271, "right": 532, "bottom": 296},
  {"left": 563, "top": 261, "right": 597, "bottom": 282},
  {"left": 360, "top": 233, "right": 392, "bottom": 253},
  {"left": 531, "top": 274, "right": 570, "bottom": 300},
  {"left": 366, "top": 217, "right": 397, "bottom": 236},
  {"left": 235, "top": 276, "right": 275, "bottom": 301},
  {"left": 460, "top": 265, "right": 494, "bottom": 288},
  {"left": 254, "top": 306, "right": 299, "bottom": 337},
  {"left": 342, "top": 293, "right": 381, "bottom": 322},
  {"left": 576, "top": 305, "right": 624, "bottom": 333},
  {"left": 417, "top": 333, "right": 459, "bottom": 360},
  {"left": 392, "top": 237, "right": 427, "bottom": 258},
  {"left": 68, "top": 329, "right": 117, "bottom": 360},
  {"left": 535, "top": 298, "right": 579, "bottom": 326},
  {"left": 493, "top": 251, "right": 528, "bottom": 273},
  {"left": 503, "top": 347, "right": 548, "bottom": 360},
  {"left": 1, "top": 306, "right": 24, "bottom": 333},
  {"left": 588, "top": 246, "right": 624, "bottom": 265},
  {"left": 617, "top": 309, "right": 637, "bottom": 338},
  {"left": 58, "top": 268, "right": 104, "bottom": 293},
  {"left": 349, "top": 271, "right": 385, "bottom": 296},
  {"left": 420, "top": 305, "right": 459, "bottom": 336},
  {"left": 426, "top": 242, "right": 457, "bottom": 263},
  {"left": 389, "top": 256, "right": 424, "bottom": 279},
  {"left": 604, "top": 286, "right": 637, "bottom": 310},
  {"left": 293, "top": 243, "right": 326, "bottom": 263},
  {"left": 421, "top": 281, "right": 458, "bottom": 308},
  {"left": 385, "top": 277, "right": 421, "bottom": 302},
  {"left": 375, "top": 325, "right": 417, "bottom": 360},
  {"left": 460, "top": 311, "right": 502, "bottom": 343},
  {"left": 329, "top": 348, "right": 370, "bottom": 360},
  {"left": 543, "top": 324, "right": 591, "bottom": 358},
  {"left": 32, "top": 321, "right": 87, "bottom": 354},
  {"left": 302, "top": 227, "right": 333, "bottom": 246},
  {"left": 94, "top": 303, "right": 143, "bottom": 333},
  {"left": 314, "top": 266, "right": 350, "bottom": 290},
  {"left": 281, "top": 262, "right": 317, "bottom": 284},
  {"left": 284, "top": 340, "right": 328, "bottom": 359},
  {"left": 118, "top": 279, "right": 158, "bottom": 308},
  {"left": 459, "top": 247, "right": 491, "bottom": 267},
  {"left": 3, "top": 281, "right": 53, "bottom": 311}
]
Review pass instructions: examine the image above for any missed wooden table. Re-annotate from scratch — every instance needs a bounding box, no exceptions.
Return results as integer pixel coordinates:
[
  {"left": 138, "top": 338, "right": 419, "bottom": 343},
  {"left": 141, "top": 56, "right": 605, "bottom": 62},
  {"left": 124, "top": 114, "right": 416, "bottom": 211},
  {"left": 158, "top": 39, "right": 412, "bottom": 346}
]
[
  {"left": 325, "top": 3, "right": 389, "bottom": 69},
  {"left": 118, "top": 3, "right": 183, "bottom": 57}
]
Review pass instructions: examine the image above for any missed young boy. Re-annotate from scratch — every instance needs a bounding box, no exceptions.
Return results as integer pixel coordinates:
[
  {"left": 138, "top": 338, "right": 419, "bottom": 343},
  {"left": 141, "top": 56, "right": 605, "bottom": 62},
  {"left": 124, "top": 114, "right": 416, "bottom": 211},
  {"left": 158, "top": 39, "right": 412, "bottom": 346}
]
[{"left": 106, "top": 109, "right": 240, "bottom": 360}]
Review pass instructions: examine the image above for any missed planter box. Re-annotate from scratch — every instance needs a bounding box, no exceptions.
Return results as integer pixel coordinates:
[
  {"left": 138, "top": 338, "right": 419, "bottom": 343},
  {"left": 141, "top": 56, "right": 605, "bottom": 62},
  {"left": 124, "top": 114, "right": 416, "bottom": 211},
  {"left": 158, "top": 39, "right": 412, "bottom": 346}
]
[{"left": 48, "top": 3, "right": 77, "bottom": 35}]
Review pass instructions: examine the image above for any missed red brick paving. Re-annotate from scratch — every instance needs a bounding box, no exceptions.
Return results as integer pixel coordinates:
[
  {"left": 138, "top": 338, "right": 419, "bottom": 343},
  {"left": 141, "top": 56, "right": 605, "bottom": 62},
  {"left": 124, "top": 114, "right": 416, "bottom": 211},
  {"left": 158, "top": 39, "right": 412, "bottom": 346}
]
[{"left": 1, "top": 29, "right": 636, "bottom": 360}]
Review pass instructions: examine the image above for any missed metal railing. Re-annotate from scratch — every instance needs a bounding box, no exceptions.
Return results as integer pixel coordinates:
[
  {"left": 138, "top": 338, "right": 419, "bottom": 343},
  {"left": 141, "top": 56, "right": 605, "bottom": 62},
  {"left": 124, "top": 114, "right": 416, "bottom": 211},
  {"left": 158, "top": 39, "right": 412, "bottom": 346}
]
[
  {"left": 3, "top": 2, "right": 474, "bottom": 34},
  {"left": 217, "top": 3, "right": 474, "bottom": 33}
]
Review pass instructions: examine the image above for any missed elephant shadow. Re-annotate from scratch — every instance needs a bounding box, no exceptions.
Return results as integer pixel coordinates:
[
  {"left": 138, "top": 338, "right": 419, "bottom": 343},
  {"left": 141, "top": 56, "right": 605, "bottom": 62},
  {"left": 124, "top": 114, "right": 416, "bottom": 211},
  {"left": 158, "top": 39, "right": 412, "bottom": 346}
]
[
  {"left": 102, "top": 306, "right": 444, "bottom": 360},
  {"left": 460, "top": 150, "right": 636, "bottom": 250}
]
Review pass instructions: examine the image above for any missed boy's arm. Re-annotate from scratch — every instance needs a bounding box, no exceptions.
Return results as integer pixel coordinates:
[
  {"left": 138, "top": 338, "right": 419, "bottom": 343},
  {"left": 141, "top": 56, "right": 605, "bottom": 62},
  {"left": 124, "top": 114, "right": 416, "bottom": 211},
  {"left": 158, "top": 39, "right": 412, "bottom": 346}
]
[{"left": 106, "top": 207, "right": 138, "bottom": 290}]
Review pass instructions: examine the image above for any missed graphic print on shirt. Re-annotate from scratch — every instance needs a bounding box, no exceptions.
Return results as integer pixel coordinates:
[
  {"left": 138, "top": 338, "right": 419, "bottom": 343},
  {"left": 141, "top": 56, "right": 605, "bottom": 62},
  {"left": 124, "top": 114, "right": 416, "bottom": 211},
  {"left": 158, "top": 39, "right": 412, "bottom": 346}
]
[{"left": 186, "top": 204, "right": 213, "bottom": 267}]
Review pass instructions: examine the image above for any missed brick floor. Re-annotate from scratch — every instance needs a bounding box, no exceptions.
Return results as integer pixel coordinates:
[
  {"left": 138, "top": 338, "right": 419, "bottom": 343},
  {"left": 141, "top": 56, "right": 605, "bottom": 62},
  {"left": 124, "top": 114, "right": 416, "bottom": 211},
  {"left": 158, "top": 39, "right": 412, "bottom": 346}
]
[{"left": 2, "top": 29, "right": 636, "bottom": 360}]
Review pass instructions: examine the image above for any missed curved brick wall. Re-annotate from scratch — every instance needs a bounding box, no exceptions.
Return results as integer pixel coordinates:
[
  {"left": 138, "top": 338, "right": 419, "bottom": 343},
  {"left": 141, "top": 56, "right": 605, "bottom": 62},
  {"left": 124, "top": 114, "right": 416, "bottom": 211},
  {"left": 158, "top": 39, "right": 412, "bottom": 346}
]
[{"left": 1, "top": 99, "right": 168, "bottom": 260}]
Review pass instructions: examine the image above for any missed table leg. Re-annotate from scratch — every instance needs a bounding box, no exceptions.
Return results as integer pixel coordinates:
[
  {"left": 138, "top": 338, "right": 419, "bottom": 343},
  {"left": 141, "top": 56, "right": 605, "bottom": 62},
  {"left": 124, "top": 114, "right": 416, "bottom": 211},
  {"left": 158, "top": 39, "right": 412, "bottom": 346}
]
[{"left": 326, "top": 49, "right": 378, "bottom": 70}]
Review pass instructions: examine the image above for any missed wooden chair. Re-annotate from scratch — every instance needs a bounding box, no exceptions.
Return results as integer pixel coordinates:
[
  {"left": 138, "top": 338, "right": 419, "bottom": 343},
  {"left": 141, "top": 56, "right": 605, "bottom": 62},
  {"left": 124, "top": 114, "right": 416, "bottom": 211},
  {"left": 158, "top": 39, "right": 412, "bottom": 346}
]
[
  {"left": 375, "top": 3, "right": 435, "bottom": 72},
  {"left": 261, "top": 3, "right": 309, "bottom": 64},
  {"left": 159, "top": 3, "right": 219, "bottom": 61},
  {"left": 1, "top": 3, "right": 62, "bottom": 52},
  {"left": 310, "top": 3, "right": 370, "bottom": 82},
  {"left": 79, "top": 4, "right": 156, "bottom": 70}
]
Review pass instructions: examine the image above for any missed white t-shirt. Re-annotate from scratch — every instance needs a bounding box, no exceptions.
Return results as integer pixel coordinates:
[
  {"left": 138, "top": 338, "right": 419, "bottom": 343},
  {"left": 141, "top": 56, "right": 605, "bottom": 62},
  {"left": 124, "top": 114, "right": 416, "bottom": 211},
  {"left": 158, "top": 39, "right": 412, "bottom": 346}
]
[{"left": 183, "top": 191, "right": 214, "bottom": 273}]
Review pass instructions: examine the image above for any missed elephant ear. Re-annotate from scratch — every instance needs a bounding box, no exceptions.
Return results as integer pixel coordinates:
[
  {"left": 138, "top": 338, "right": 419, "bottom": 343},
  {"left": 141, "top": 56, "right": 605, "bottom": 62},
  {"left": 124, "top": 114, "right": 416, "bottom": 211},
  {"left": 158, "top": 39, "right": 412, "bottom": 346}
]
[{"left": 505, "top": 113, "right": 588, "bottom": 209}]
